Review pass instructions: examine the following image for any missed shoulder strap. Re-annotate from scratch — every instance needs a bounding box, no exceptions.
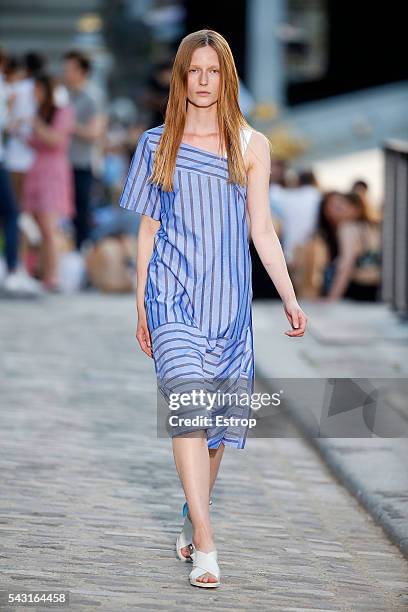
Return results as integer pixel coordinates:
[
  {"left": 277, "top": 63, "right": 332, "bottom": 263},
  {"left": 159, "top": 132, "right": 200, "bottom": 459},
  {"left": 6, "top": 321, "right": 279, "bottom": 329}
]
[{"left": 240, "top": 128, "right": 252, "bottom": 155}]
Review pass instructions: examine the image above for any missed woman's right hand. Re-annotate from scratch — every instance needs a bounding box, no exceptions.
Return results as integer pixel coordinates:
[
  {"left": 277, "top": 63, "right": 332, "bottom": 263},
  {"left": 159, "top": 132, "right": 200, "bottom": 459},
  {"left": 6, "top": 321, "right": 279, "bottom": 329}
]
[{"left": 136, "top": 315, "right": 153, "bottom": 358}]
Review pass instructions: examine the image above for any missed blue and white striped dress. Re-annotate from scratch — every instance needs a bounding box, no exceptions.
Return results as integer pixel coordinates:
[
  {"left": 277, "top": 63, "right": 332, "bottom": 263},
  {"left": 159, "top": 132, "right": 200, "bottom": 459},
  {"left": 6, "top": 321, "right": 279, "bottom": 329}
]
[{"left": 119, "top": 123, "right": 254, "bottom": 449}]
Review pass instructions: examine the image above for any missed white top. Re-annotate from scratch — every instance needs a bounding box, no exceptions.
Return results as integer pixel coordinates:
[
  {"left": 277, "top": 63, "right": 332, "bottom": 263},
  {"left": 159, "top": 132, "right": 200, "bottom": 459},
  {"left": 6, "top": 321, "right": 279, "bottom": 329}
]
[
  {"left": 270, "top": 184, "right": 321, "bottom": 263},
  {"left": 240, "top": 127, "right": 253, "bottom": 155},
  {"left": 5, "top": 78, "right": 36, "bottom": 172}
]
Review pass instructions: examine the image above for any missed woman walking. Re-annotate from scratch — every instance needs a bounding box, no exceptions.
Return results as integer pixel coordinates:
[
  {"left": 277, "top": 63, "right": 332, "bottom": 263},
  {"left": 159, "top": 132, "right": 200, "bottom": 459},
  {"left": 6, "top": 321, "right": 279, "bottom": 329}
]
[
  {"left": 21, "top": 74, "right": 75, "bottom": 291},
  {"left": 119, "top": 29, "right": 308, "bottom": 588}
]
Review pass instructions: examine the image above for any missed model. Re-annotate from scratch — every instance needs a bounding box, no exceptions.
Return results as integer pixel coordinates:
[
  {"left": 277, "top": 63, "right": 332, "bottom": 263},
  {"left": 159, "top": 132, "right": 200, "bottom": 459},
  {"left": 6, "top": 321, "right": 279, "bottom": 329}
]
[{"left": 119, "top": 29, "right": 308, "bottom": 588}]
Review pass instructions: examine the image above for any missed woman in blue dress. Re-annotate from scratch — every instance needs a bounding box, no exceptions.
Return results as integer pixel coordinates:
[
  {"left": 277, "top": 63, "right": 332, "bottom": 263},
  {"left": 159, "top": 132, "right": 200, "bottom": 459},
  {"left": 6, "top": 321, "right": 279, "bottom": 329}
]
[{"left": 119, "top": 29, "right": 308, "bottom": 588}]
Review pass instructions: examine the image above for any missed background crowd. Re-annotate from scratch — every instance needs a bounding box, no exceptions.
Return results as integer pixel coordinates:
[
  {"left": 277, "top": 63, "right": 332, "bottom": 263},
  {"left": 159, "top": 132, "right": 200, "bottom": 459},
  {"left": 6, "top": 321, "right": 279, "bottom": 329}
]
[{"left": 0, "top": 46, "right": 382, "bottom": 302}]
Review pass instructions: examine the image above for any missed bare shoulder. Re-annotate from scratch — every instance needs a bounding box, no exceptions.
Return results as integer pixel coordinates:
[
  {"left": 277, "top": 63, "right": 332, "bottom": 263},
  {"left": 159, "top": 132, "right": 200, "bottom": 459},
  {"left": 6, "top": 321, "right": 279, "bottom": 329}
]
[
  {"left": 338, "top": 220, "right": 360, "bottom": 239},
  {"left": 337, "top": 221, "right": 362, "bottom": 251},
  {"left": 247, "top": 129, "right": 271, "bottom": 171}
]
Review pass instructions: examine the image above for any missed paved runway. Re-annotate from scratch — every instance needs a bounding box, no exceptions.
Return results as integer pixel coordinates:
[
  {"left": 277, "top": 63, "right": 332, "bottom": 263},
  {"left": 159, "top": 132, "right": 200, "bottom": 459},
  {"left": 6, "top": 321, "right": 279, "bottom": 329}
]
[{"left": 1, "top": 293, "right": 407, "bottom": 610}]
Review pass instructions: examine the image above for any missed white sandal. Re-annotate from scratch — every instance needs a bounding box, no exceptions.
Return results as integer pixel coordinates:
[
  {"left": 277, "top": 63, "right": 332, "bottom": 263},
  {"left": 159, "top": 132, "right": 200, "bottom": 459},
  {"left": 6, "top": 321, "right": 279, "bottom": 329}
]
[
  {"left": 175, "top": 499, "right": 212, "bottom": 562},
  {"left": 189, "top": 546, "right": 221, "bottom": 588}
]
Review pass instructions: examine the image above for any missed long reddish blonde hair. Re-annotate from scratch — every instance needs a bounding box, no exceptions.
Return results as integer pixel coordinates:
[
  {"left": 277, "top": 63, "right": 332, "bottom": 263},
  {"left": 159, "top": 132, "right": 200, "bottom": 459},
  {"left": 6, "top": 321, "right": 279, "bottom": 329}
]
[{"left": 149, "top": 29, "right": 252, "bottom": 192}]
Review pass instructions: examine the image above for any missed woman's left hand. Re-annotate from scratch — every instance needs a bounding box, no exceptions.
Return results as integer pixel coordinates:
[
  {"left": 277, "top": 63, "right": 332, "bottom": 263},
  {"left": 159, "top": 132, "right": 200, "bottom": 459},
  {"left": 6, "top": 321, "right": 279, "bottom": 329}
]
[{"left": 283, "top": 298, "right": 308, "bottom": 337}]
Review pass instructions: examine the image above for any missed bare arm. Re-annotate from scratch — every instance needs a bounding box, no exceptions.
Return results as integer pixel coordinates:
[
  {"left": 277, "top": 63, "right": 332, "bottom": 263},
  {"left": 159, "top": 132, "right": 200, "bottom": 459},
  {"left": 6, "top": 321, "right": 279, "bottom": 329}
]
[
  {"left": 135, "top": 215, "right": 161, "bottom": 357},
  {"left": 29, "top": 116, "right": 65, "bottom": 147},
  {"left": 246, "top": 131, "right": 308, "bottom": 336},
  {"left": 73, "top": 113, "right": 106, "bottom": 142},
  {"left": 325, "top": 223, "right": 360, "bottom": 300}
]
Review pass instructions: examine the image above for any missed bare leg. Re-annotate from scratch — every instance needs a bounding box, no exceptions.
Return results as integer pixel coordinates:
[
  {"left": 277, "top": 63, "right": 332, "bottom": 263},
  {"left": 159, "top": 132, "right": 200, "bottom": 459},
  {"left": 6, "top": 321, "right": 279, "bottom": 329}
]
[
  {"left": 177, "top": 439, "right": 225, "bottom": 559},
  {"left": 172, "top": 433, "right": 225, "bottom": 583},
  {"left": 33, "top": 211, "right": 59, "bottom": 287},
  {"left": 209, "top": 442, "right": 225, "bottom": 496}
]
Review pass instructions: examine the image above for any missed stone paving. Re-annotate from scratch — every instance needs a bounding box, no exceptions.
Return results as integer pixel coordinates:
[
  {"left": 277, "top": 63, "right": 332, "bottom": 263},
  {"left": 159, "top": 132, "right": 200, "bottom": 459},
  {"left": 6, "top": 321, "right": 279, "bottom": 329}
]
[
  {"left": 253, "top": 299, "right": 408, "bottom": 559},
  {"left": 0, "top": 293, "right": 407, "bottom": 611}
]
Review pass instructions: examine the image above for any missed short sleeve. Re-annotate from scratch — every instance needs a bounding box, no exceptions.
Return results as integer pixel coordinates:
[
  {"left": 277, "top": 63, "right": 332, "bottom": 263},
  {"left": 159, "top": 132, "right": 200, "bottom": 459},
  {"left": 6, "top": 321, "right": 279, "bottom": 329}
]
[
  {"left": 118, "top": 131, "right": 161, "bottom": 221},
  {"left": 82, "top": 94, "right": 98, "bottom": 122}
]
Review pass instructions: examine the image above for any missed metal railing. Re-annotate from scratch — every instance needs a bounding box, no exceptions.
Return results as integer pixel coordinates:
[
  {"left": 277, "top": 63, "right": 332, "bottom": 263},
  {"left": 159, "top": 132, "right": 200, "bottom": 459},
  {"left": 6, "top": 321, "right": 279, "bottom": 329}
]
[{"left": 382, "top": 140, "right": 408, "bottom": 315}]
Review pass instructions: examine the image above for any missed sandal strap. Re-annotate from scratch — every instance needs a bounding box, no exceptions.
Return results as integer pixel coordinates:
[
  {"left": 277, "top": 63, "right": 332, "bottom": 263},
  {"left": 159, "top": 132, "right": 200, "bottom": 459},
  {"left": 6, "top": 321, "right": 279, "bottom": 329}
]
[
  {"left": 190, "top": 549, "right": 220, "bottom": 579},
  {"left": 177, "top": 527, "right": 192, "bottom": 549},
  {"left": 177, "top": 512, "right": 193, "bottom": 549},
  {"left": 182, "top": 498, "right": 213, "bottom": 517},
  {"left": 178, "top": 500, "right": 213, "bottom": 554}
]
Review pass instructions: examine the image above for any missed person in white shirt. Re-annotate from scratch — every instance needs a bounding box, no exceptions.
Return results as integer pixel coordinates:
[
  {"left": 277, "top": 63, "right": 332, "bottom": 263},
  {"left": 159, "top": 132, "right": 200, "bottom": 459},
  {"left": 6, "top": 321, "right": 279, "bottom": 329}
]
[
  {"left": 270, "top": 170, "right": 321, "bottom": 265},
  {"left": 5, "top": 52, "right": 45, "bottom": 206},
  {"left": 0, "top": 48, "right": 42, "bottom": 296}
]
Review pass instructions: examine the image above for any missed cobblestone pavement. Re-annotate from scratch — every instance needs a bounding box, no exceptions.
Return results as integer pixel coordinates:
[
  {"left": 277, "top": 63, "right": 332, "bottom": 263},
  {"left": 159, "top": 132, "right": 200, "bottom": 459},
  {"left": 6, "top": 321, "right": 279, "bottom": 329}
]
[
  {"left": 1, "top": 293, "right": 407, "bottom": 611},
  {"left": 253, "top": 299, "right": 408, "bottom": 559}
]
